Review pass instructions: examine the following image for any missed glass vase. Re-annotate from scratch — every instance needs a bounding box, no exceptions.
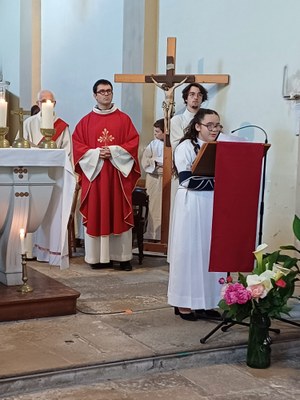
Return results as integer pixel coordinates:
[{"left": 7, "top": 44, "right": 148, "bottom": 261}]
[{"left": 246, "top": 309, "right": 271, "bottom": 368}]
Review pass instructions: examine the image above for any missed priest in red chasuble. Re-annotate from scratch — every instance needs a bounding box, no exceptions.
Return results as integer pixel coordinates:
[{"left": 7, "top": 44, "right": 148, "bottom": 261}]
[{"left": 72, "top": 79, "right": 141, "bottom": 271}]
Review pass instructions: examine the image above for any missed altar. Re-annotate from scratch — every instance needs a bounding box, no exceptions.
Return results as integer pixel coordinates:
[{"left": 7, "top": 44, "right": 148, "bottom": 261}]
[{"left": 0, "top": 148, "right": 76, "bottom": 286}]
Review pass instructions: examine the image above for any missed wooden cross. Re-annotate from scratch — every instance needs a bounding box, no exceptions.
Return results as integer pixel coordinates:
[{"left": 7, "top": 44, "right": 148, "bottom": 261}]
[{"left": 115, "top": 37, "right": 229, "bottom": 253}]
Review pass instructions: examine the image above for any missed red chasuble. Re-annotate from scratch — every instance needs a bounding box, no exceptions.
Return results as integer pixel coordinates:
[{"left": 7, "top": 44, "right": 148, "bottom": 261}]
[
  {"left": 209, "top": 142, "right": 265, "bottom": 273},
  {"left": 72, "top": 109, "right": 141, "bottom": 237}
]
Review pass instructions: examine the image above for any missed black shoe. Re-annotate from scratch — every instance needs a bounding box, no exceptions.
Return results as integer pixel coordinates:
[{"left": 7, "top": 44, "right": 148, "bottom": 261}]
[
  {"left": 205, "top": 309, "right": 222, "bottom": 318},
  {"left": 120, "top": 261, "right": 132, "bottom": 271},
  {"left": 194, "top": 309, "right": 205, "bottom": 317},
  {"left": 174, "top": 307, "right": 198, "bottom": 321},
  {"left": 25, "top": 256, "right": 37, "bottom": 261},
  {"left": 195, "top": 309, "right": 222, "bottom": 319},
  {"left": 90, "top": 262, "right": 112, "bottom": 269}
]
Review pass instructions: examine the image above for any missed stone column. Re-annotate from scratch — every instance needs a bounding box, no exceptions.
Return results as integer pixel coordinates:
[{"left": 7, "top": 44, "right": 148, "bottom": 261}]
[{"left": 122, "top": 0, "right": 159, "bottom": 161}]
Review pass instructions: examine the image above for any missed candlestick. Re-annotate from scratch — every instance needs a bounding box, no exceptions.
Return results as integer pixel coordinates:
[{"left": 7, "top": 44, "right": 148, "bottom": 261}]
[
  {"left": 0, "top": 126, "right": 10, "bottom": 147},
  {"left": 41, "top": 100, "right": 54, "bottom": 129},
  {"left": 39, "top": 128, "right": 57, "bottom": 149},
  {"left": 20, "top": 228, "right": 26, "bottom": 254},
  {"left": 17, "top": 254, "right": 34, "bottom": 294},
  {"left": 0, "top": 98, "right": 7, "bottom": 127}
]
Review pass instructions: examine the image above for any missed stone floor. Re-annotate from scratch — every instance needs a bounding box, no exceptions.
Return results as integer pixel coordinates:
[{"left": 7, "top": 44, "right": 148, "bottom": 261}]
[{"left": 0, "top": 250, "right": 300, "bottom": 399}]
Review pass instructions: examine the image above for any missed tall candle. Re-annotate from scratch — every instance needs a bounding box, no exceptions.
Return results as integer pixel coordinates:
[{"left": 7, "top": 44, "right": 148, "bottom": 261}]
[
  {"left": 20, "top": 228, "right": 26, "bottom": 254},
  {"left": 41, "top": 100, "right": 54, "bottom": 129},
  {"left": 0, "top": 98, "right": 7, "bottom": 127}
]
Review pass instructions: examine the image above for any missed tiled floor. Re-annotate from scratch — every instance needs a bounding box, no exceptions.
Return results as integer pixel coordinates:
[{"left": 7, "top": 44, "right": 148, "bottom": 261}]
[{"left": 1, "top": 251, "right": 299, "bottom": 399}]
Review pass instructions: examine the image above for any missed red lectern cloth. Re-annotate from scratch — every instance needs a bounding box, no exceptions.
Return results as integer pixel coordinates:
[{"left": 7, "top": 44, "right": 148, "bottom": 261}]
[{"left": 209, "top": 142, "right": 265, "bottom": 272}]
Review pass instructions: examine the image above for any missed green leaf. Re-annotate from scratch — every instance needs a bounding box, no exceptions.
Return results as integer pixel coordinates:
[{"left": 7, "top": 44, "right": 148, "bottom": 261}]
[
  {"left": 238, "top": 272, "right": 247, "bottom": 286},
  {"left": 280, "top": 245, "right": 300, "bottom": 253},
  {"left": 264, "top": 251, "right": 280, "bottom": 268},
  {"left": 218, "top": 299, "right": 230, "bottom": 311},
  {"left": 269, "top": 253, "right": 299, "bottom": 269},
  {"left": 283, "top": 257, "right": 299, "bottom": 269},
  {"left": 293, "top": 215, "right": 300, "bottom": 241}
]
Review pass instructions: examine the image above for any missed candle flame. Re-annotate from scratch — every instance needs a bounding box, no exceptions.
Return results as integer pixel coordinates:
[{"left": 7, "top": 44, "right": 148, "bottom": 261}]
[{"left": 20, "top": 228, "right": 25, "bottom": 237}]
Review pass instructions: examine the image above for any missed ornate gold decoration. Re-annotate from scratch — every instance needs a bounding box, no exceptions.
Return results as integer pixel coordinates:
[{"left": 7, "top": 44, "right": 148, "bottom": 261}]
[
  {"left": 39, "top": 128, "right": 57, "bottom": 149},
  {"left": 0, "top": 126, "right": 10, "bottom": 147}
]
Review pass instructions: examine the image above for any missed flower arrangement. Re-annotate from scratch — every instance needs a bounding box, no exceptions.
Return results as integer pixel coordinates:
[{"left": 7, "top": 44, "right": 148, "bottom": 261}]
[{"left": 218, "top": 216, "right": 300, "bottom": 322}]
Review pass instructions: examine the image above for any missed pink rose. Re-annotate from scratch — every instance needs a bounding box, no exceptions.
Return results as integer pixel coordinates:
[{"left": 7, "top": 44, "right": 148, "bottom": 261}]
[
  {"left": 247, "top": 284, "right": 266, "bottom": 299},
  {"left": 236, "top": 288, "right": 252, "bottom": 304},
  {"left": 223, "top": 283, "right": 251, "bottom": 305}
]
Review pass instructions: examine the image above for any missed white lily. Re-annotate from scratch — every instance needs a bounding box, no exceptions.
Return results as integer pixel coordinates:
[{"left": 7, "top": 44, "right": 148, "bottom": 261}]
[
  {"left": 253, "top": 243, "right": 268, "bottom": 273},
  {"left": 272, "top": 264, "right": 291, "bottom": 278},
  {"left": 254, "top": 243, "right": 268, "bottom": 253}
]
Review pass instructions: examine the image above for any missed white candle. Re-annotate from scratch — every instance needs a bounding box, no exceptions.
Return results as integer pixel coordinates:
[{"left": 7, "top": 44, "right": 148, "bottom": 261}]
[
  {"left": 41, "top": 100, "right": 54, "bottom": 129},
  {"left": 20, "top": 228, "right": 26, "bottom": 254},
  {"left": 0, "top": 98, "right": 7, "bottom": 127}
]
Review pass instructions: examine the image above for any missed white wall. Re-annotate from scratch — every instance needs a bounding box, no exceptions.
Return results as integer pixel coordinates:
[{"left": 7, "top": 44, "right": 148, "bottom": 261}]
[
  {"left": 41, "top": 0, "right": 124, "bottom": 132},
  {"left": 120, "top": 0, "right": 145, "bottom": 134},
  {"left": 0, "top": 0, "right": 20, "bottom": 95},
  {"left": 157, "top": 0, "right": 300, "bottom": 249}
]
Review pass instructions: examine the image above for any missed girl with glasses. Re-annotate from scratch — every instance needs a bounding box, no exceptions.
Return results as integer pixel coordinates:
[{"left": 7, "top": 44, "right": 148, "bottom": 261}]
[{"left": 168, "top": 108, "right": 224, "bottom": 321}]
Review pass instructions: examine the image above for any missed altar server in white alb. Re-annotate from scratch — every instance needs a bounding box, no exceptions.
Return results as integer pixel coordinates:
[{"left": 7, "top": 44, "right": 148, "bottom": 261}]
[
  {"left": 23, "top": 90, "right": 72, "bottom": 158},
  {"left": 168, "top": 108, "right": 224, "bottom": 321},
  {"left": 170, "top": 83, "right": 208, "bottom": 152},
  {"left": 23, "top": 89, "right": 74, "bottom": 268},
  {"left": 141, "top": 118, "right": 165, "bottom": 241}
]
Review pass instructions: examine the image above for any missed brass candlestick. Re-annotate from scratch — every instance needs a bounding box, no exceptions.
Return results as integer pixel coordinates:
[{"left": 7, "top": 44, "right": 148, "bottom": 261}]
[
  {"left": 0, "top": 126, "right": 10, "bottom": 147},
  {"left": 39, "top": 128, "right": 57, "bottom": 149},
  {"left": 12, "top": 137, "right": 31, "bottom": 148},
  {"left": 12, "top": 124, "right": 31, "bottom": 148},
  {"left": 17, "top": 254, "right": 33, "bottom": 293}
]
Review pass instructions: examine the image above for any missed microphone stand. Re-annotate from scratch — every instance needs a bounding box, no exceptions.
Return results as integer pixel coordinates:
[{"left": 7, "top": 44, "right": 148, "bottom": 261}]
[{"left": 231, "top": 125, "right": 268, "bottom": 245}]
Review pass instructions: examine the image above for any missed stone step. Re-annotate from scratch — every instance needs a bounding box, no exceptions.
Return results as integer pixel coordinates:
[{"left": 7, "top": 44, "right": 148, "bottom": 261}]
[{"left": 1, "top": 338, "right": 299, "bottom": 397}]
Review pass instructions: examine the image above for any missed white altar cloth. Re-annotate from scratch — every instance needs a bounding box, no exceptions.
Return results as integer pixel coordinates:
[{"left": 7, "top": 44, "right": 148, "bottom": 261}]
[{"left": 0, "top": 148, "right": 76, "bottom": 282}]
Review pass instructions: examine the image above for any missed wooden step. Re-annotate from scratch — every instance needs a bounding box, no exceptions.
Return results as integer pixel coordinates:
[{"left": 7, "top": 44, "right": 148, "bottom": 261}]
[{"left": 0, "top": 267, "right": 80, "bottom": 322}]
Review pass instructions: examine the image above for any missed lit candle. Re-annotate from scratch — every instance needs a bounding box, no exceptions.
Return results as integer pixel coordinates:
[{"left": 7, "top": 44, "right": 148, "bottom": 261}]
[
  {"left": 41, "top": 100, "right": 54, "bottom": 129},
  {"left": 0, "top": 98, "right": 7, "bottom": 127},
  {"left": 20, "top": 228, "right": 26, "bottom": 254}
]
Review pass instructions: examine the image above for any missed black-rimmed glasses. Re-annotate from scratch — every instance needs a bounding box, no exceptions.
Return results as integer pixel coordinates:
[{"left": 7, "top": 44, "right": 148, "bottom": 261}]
[
  {"left": 200, "top": 123, "right": 223, "bottom": 131},
  {"left": 96, "top": 89, "right": 113, "bottom": 95}
]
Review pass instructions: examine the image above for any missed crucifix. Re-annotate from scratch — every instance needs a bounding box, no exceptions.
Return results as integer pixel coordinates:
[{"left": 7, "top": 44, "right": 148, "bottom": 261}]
[
  {"left": 115, "top": 37, "right": 229, "bottom": 253},
  {"left": 11, "top": 107, "right": 31, "bottom": 148}
]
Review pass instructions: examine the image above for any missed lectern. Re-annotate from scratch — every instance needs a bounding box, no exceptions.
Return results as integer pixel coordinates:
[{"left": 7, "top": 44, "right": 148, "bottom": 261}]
[
  {"left": 192, "top": 141, "right": 270, "bottom": 273},
  {"left": 0, "top": 148, "right": 76, "bottom": 286}
]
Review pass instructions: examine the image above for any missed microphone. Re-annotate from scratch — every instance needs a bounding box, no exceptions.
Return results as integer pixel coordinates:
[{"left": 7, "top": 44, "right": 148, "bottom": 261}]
[{"left": 231, "top": 125, "right": 268, "bottom": 144}]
